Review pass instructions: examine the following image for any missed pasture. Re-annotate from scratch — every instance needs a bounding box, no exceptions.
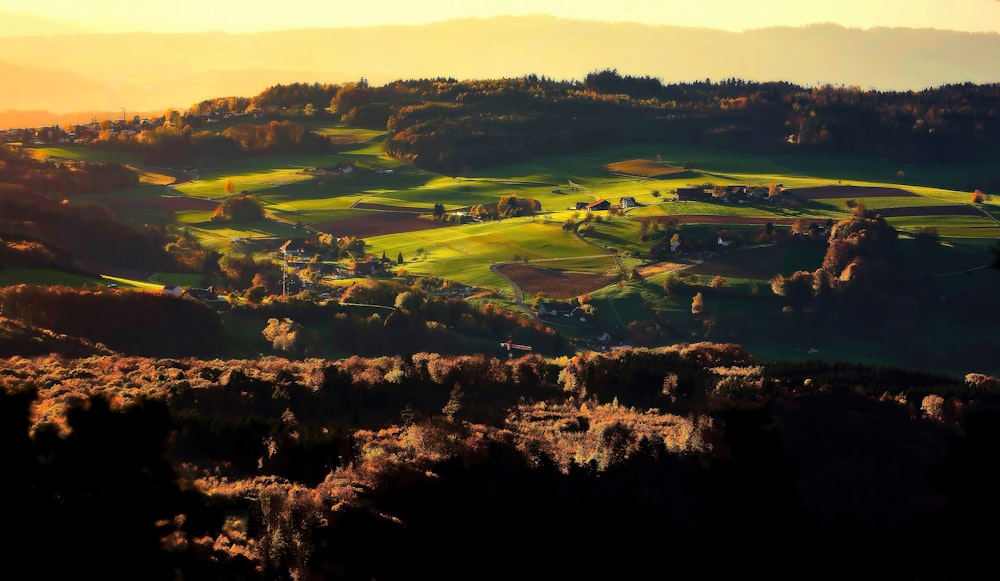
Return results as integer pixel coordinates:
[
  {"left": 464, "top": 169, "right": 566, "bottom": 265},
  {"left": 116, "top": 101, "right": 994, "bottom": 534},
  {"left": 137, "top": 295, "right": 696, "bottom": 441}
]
[
  {"left": 26, "top": 145, "right": 143, "bottom": 166},
  {"left": 0, "top": 268, "right": 106, "bottom": 288},
  {"left": 366, "top": 219, "right": 607, "bottom": 289},
  {"left": 85, "top": 135, "right": 995, "bottom": 297}
]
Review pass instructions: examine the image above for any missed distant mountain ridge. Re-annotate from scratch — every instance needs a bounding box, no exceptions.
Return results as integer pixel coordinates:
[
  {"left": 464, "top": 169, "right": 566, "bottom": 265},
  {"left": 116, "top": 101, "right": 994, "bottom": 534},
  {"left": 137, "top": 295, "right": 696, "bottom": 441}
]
[{"left": 2, "top": 15, "right": 999, "bottom": 126}]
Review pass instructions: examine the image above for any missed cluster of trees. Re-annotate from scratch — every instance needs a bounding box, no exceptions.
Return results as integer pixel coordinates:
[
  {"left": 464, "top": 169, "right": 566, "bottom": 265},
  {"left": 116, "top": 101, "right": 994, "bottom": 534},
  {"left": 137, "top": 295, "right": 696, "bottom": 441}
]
[
  {"left": 0, "top": 147, "right": 137, "bottom": 200},
  {"left": 235, "top": 279, "right": 568, "bottom": 359},
  {"left": 769, "top": 202, "right": 901, "bottom": 314},
  {"left": 5, "top": 345, "right": 1000, "bottom": 579},
  {"left": 0, "top": 285, "right": 225, "bottom": 356},
  {"left": 95, "top": 119, "right": 333, "bottom": 165},
  {"left": 211, "top": 193, "right": 266, "bottom": 222},
  {"left": 0, "top": 150, "right": 196, "bottom": 273}
]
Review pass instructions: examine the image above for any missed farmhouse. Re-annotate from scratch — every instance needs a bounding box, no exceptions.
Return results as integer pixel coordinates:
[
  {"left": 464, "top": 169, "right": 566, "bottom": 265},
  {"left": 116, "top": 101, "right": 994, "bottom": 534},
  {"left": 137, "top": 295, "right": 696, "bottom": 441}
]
[
  {"left": 619, "top": 196, "right": 637, "bottom": 208},
  {"left": 279, "top": 239, "right": 306, "bottom": 257},
  {"left": 586, "top": 199, "right": 611, "bottom": 211},
  {"left": 349, "top": 259, "right": 383, "bottom": 276},
  {"left": 676, "top": 187, "right": 711, "bottom": 201},
  {"left": 184, "top": 287, "right": 225, "bottom": 304},
  {"left": 162, "top": 284, "right": 183, "bottom": 297},
  {"left": 721, "top": 185, "right": 749, "bottom": 203}
]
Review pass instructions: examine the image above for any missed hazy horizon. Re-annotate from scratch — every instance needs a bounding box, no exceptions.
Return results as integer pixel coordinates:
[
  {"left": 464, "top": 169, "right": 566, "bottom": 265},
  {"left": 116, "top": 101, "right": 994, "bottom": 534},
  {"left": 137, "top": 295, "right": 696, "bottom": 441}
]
[
  {"left": 1, "top": 8, "right": 999, "bottom": 129},
  {"left": 2, "top": 0, "right": 1000, "bottom": 35}
]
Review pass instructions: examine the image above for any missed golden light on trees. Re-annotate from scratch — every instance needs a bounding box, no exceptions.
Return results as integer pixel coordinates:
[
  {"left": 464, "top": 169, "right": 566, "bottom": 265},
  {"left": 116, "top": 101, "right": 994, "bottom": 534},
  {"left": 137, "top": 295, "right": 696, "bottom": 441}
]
[{"left": 691, "top": 292, "right": 704, "bottom": 314}]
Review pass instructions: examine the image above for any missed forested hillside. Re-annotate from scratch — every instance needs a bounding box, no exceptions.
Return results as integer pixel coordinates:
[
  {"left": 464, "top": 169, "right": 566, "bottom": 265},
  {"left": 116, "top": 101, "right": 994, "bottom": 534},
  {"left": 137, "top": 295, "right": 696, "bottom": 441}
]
[
  {"left": 5, "top": 347, "right": 1000, "bottom": 579},
  {"left": 72, "top": 75, "right": 1000, "bottom": 192}
]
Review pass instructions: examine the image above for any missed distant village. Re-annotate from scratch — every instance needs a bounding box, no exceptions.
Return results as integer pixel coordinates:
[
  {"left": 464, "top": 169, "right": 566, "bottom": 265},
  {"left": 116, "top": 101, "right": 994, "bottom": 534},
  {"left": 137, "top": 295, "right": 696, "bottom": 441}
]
[{"left": 0, "top": 108, "right": 262, "bottom": 146}]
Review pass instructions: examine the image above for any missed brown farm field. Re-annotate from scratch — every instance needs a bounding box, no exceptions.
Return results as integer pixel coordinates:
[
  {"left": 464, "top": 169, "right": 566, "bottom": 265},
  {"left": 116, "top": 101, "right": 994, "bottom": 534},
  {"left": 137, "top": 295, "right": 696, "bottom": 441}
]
[
  {"left": 313, "top": 211, "right": 455, "bottom": 238},
  {"left": 786, "top": 185, "right": 918, "bottom": 199},
  {"left": 653, "top": 215, "right": 801, "bottom": 226},
  {"left": 874, "top": 205, "right": 987, "bottom": 217},
  {"left": 605, "top": 159, "right": 687, "bottom": 177},
  {"left": 497, "top": 263, "right": 620, "bottom": 299}
]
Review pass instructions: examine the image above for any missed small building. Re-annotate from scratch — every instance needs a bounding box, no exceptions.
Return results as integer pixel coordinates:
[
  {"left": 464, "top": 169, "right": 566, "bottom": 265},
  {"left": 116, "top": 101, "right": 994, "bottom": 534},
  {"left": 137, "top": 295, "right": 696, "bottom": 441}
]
[
  {"left": 619, "top": 196, "right": 637, "bottom": 208},
  {"left": 586, "top": 199, "right": 611, "bottom": 211},
  {"left": 280, "top": 239, "right": 306, "bottom": 257},
  {"left": 722, "top": 185, "right": 749, "bottom": 203},
  {"left": 184, "top": 287, "right": 223, "bottom": 302},
  {"left": 162, "top": 284, "right": 183, "bottom": 297},
  {"left": 350, "top": 260, "right": 382, "bottom": 276},
  {"left": 575, "top": 201, "right": 589, "bottom": 210},
  {"left": 676, "top": 187, "right": 711, "bottom": 201}
]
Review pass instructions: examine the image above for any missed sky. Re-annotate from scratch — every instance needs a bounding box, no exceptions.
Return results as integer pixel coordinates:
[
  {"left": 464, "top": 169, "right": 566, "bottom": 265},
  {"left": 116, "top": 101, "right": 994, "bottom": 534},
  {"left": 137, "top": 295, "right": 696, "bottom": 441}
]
[{"left": 2, "top": 0, "right": 1000, "bottom": 34}]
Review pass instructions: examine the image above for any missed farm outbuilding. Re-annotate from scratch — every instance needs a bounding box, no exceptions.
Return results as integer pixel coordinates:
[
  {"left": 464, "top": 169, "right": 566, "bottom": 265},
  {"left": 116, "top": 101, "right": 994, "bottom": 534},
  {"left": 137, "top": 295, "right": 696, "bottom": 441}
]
[
  {"left": 586, "top": 199, "right": 611, "bottom": 211},
  {"left": 280, "top": 239, "right": 306, "bottom": 257},
  {"left": 676, "top": 187, "right": 711, "bottom": 201}
]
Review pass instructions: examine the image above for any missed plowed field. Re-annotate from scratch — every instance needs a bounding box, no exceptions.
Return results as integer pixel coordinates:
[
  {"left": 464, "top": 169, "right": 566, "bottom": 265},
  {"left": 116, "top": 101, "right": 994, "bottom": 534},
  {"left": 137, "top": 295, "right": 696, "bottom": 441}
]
[
  {"left": 785, "top": 185, "right": 917, "bottom": 199},
  {"left": 497, "top": 263, "right": 620, "bottom": 299}
]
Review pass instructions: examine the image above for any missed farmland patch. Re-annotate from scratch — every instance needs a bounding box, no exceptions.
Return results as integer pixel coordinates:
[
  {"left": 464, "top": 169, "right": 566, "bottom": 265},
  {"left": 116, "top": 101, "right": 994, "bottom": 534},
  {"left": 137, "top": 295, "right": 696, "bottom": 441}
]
[
  {"left": 874, "top": 205, "right": 987, "bottom": 218},
  {"left": 786, "top": 185, "right": 918, "bottom": 200},
  {"left": 497, "top": 263, "right": 620, "bottom": 300},
  {"left": 685, "top": 244, "right": 826, "bottom": 280},
  {"left": 652, "top": 215, "right": 801, "bottom": 226},
  {"left": 313, "top": 211, "right": 454, "bottom": 238},
  {"left": 605, "top": 159, "right": 687, "bottom": 178},
  {"left": 101, "top": 194, "right": 218, "bottom": 213}
]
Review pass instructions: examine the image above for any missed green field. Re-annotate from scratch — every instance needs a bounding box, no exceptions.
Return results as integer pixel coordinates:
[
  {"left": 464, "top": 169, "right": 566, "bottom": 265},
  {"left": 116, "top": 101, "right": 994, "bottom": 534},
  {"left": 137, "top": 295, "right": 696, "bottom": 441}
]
[
  {"left": 27, "top": 145, "right": 144, "bottom": 165},
  {"left": 29, "top": 135, "right": 997, "bottom": 373},
  {"left": 0, "top": 268, "right": 106, "bottom": 288},
  {"left": 64, "top": 138, "right": 996, "bottom": 290}
]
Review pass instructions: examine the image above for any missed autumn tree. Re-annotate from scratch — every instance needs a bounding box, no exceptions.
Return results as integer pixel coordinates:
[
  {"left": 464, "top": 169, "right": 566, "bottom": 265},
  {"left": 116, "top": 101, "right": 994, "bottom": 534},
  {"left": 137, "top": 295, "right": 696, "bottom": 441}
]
[
  {"left": 770, "top": 271, "right": 816, "bottom": 311},
  {"left": 497, "top": 194, "right": 521, "bottom": 217},
  {"left": 224, "top": 179, "right": 236, "bottom": 195},
  {"left": 263, "top": 317, "right": 302, "bottom": 352},
  {"left": 691, "top": 292, "right": 704, "bottom": 315},
  {"left": 972, "top": 190, "right": 987, "bottom": 204}
]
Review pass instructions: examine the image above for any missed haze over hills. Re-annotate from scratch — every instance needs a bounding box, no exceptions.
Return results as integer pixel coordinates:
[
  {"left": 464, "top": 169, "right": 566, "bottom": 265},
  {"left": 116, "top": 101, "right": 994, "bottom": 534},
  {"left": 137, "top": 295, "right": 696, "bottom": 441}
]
[{"left": 2, "top": 14, "right": 999, "bottom": 128}]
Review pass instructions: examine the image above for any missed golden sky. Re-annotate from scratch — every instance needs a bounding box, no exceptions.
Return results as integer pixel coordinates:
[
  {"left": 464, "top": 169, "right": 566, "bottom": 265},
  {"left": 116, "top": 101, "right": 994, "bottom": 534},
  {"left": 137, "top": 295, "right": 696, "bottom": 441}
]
[{"left": 2, "top": 0, "right": 999, "bottom": 33}]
